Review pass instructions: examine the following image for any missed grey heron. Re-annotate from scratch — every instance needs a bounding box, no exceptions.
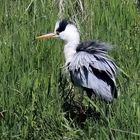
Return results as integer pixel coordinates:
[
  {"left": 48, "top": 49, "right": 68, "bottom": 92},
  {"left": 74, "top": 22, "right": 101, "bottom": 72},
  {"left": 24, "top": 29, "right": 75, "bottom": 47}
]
[{"left": 36, "top": 19, "right": 119, "bottom": 103}]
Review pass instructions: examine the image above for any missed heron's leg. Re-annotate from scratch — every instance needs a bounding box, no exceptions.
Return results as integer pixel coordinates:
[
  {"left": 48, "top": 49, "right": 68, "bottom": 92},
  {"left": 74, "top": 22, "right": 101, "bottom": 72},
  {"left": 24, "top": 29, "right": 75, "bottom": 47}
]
[
  {"left": 85, "top": 89, "right": 93, "bottom": 109},
  {"left": 79, "top": 88, "right": 84, "bottom": 102}
]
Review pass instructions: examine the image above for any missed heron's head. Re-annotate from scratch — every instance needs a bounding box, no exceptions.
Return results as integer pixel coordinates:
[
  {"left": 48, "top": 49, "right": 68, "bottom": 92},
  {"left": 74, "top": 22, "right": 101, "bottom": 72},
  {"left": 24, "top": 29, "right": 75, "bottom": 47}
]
[{"left": 36, "top": 19, "right": 80, "bottom": 43}]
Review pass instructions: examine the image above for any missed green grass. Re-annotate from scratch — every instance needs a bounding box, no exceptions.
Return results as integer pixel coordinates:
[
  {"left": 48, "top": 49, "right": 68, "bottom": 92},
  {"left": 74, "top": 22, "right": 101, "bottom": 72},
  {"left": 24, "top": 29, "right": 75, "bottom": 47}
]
[{"left": 0, "top": 0, "right": 140, "bottom": 139}]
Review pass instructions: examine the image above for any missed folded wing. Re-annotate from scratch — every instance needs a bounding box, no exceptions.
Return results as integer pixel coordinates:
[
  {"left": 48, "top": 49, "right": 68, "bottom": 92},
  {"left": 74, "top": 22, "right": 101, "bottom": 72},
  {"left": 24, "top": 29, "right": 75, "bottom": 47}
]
[{"left": 68, "top": 41, "right": 118, "bottom": 102}]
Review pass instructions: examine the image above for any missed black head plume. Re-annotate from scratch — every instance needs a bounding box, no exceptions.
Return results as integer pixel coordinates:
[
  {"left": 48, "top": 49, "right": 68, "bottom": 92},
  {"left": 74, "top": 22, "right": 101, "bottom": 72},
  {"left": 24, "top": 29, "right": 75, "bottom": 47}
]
[{"left": 56, "top": 19, "right": 72, "bottom": 33}]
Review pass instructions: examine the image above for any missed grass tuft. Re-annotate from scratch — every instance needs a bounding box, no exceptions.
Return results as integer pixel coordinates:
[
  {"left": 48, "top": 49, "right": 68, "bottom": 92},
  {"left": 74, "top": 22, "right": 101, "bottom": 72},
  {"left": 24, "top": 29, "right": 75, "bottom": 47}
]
[{"left": 0, "top": 0, "right": 140, "bottom": 139}]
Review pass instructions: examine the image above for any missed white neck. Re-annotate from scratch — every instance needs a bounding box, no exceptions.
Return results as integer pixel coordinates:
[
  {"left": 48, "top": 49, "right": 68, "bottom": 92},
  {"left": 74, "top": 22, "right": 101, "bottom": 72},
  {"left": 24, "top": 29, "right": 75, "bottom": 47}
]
[
  {"left": 64, "top": 40, "right": 79, "bottom": 65},
  {"left": 58, "top": 24, "right": 80, "bottom": 65}
]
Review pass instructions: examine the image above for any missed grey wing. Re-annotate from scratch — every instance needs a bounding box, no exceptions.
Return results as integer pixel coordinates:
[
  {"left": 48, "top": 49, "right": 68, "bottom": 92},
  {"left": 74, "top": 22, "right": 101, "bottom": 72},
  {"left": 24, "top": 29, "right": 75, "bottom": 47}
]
[{"left": 68, "top": 51, "right": 118, "bottom": 102}]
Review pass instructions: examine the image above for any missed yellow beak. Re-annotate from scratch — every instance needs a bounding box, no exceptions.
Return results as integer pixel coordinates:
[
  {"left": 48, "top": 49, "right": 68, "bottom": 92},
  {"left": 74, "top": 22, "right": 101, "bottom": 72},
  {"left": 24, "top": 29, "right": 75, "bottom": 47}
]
[{"left": 36, "top": 33, "right": 57, "bottom": 40}]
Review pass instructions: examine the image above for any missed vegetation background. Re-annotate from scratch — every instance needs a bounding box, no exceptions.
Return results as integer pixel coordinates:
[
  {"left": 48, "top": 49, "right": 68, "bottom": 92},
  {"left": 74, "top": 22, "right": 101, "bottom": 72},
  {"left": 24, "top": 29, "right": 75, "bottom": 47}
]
[{"left": 0, "top": 0, "right": 140, "bottom": 139}]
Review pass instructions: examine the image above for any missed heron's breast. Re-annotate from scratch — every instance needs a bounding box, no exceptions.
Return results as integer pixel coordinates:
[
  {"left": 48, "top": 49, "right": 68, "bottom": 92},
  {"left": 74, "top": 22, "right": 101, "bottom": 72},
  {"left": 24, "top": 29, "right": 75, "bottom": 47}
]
[{"left": 64, "top": 44, "right": 77, "bottom": 65}]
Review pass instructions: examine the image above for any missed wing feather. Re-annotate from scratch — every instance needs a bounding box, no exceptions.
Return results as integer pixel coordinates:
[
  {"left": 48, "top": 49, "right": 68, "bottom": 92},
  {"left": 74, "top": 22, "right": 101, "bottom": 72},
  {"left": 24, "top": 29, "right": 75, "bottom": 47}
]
[{"left": 68, "top": 41, "right": 118, "bottom": 102}]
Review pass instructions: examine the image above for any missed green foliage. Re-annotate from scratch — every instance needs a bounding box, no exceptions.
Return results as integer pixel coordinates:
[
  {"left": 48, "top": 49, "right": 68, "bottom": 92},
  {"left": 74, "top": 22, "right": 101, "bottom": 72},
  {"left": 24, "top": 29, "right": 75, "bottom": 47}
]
[{"left": 0, "top": 0, "right": 140, "bottom": 139}]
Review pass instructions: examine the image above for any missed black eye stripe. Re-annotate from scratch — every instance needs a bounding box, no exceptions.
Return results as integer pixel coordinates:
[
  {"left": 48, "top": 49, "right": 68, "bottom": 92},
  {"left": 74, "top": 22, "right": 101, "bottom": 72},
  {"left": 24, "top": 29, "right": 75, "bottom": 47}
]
[{"left": 56, "top": 19, "right": 69, "bottom": 33}]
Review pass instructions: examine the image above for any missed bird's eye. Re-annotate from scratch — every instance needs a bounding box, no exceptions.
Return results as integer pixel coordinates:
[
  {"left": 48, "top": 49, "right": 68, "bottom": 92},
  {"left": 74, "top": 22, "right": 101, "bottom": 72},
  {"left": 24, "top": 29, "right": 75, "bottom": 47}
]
[{"left": 56, "top": 31, "right": 60, "bottom": 35}]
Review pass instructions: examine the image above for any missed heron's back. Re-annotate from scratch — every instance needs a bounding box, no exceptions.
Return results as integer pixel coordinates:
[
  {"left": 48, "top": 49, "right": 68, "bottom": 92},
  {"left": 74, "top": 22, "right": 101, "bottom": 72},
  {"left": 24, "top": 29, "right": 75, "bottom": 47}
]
[{"left": 67, "top": 41, "right": 118, "bottom": 102}]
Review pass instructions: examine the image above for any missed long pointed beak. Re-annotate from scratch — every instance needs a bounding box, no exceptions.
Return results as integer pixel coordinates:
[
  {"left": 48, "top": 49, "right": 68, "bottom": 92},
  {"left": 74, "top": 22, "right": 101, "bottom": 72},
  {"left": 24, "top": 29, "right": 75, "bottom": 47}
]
[{"left": 36, "top": 33, "right": 57, "bottom": 40}]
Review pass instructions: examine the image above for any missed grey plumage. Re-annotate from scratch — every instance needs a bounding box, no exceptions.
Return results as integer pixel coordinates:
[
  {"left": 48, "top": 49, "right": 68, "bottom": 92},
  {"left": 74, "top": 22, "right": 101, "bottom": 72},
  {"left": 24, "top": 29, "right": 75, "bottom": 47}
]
[
  {"left": 36, "top": 19, "right": 119, "bottom": 103},
  {"left": 67, "top": 41, "right": 118, "bottom": 102}
]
